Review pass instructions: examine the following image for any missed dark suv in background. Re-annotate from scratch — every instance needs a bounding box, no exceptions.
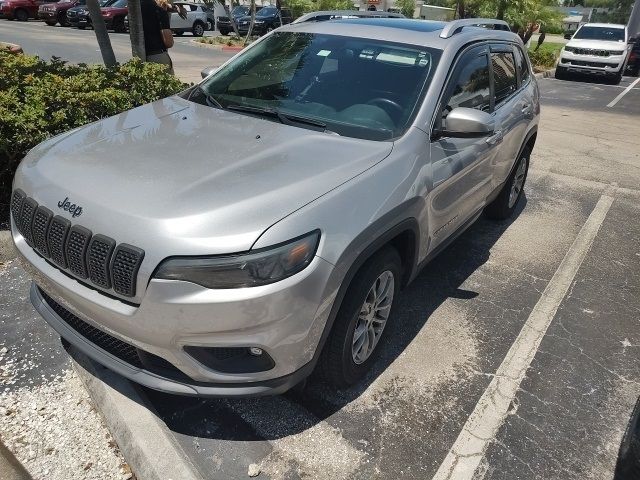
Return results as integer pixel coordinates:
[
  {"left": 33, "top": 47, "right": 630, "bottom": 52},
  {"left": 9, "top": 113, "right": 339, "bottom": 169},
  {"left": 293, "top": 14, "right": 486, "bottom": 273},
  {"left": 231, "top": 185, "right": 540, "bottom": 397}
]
[
  {"left": 66, "top": 0, "right": 110, "bottom": 28},
  {"left": 237, "top": 6, "right": 292, "bottom": 35},
  {"left": 216, "top": 4, "right": 258, "bottom": 35}
]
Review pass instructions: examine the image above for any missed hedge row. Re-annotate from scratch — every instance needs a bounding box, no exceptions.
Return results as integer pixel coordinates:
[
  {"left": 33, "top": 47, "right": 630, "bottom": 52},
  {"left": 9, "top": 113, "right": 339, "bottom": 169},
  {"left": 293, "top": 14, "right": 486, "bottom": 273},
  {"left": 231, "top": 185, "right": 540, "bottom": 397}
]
[{"left": 0, "top": 51, "right": 186, "bottom": 223}]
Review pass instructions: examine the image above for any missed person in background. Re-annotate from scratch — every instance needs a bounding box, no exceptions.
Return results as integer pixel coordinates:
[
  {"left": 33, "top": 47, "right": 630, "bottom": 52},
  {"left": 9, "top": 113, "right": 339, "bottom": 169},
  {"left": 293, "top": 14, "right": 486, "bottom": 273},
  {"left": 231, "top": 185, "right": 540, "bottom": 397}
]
[{"left": 141, "top": 0, "right": 186, "bottom": 74}]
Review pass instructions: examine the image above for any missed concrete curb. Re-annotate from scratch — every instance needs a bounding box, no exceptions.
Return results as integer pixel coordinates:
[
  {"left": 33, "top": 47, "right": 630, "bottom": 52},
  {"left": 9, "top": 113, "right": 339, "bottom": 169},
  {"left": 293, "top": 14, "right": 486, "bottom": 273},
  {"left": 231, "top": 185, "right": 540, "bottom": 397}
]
[
  {"left": 190, "top": 39, "right": 245, "bottom": 51},
  {"left": 0, "top": 441, "right": 32, "bottom": 480},
  {"left": 534, "top": 68, "right": 556, "bottom": 79},
  {"left": 70, "top": 350, "right": 204, "bottom": 480}
]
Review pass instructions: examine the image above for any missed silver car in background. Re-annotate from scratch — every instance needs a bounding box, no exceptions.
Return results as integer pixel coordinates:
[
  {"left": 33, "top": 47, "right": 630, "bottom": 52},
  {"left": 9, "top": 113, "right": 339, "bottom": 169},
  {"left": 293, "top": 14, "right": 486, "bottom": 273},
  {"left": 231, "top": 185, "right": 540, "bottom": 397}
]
[{"left": 11, "top": 18, "right": 539, "bottom": 397}]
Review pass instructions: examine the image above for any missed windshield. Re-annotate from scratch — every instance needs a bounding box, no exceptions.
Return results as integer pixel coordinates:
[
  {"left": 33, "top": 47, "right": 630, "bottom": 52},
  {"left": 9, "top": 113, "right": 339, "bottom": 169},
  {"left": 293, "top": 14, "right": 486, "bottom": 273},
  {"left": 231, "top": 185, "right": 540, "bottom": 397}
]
[
  {"left": 196, "top": 32, "right": 440, "bottom": 140},
  {"left": 231, "top": 5, "right": 248, "bottom": 16},
  {"left": 257, "top": 6, "right": 277, "bottom": 17},
  {"left": 574, "top": 26, "right": 625, "bottom": 42}
]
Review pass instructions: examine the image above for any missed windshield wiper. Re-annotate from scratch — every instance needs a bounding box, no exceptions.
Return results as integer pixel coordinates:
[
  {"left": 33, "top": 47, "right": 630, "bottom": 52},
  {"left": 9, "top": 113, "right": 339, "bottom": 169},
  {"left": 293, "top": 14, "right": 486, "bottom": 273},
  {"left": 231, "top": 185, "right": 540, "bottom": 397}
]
[
  {"left": 194, "top": 86, "right": 224, "bottom": 109},
  {"left": 226, "top": 104, "right": 330, "bottom": 132}
]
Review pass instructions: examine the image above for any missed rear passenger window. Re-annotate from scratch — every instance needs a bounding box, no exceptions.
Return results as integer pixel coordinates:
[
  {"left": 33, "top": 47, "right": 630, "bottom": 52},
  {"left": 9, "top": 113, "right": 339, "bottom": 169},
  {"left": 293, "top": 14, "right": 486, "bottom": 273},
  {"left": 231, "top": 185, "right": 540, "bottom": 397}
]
[
  {"left": 514, "top": 46, "right": 530, "bottom": 85},
  {"left": 491, "top": 52, "right": 517, "bottom": 105},
  {"left": 445, "top": 54, "right": 491, "bottom": 114}
]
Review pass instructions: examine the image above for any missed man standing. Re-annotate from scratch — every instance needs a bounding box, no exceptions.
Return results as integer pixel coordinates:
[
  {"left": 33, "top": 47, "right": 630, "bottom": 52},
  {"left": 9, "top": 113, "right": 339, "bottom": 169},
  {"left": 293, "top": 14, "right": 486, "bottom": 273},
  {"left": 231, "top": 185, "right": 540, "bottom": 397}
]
[{"left": 140, "top": 0, "right": 176, "bottom": 74}]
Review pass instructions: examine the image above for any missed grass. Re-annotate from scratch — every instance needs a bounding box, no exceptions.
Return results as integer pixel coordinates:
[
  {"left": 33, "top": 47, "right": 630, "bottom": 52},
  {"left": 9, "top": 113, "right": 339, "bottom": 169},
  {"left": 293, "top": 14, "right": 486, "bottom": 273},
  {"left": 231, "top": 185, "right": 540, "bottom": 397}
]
[
  {"left": 195, "top": 35, "right": 253, "bottom": 47},
  {"left": 529, "top": 41, "right": 564, "bottom": 56}
]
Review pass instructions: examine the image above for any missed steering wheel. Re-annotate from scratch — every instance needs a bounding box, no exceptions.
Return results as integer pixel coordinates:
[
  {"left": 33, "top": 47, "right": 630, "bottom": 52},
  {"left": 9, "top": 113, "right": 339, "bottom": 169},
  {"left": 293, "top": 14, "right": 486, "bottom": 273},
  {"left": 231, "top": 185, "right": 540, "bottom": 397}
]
[{"left": 366, "top": 97, "right": 404, "bottom": 121}]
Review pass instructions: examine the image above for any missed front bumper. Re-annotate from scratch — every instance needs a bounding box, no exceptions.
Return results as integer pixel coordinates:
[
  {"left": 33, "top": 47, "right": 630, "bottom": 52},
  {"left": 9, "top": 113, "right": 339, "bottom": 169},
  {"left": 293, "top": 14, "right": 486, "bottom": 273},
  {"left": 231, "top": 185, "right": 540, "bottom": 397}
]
[
  {"left": 68, "top": 16, "right": 89, "bottom": 26},
  {"left": 38, "top": 10, "right": 56, "bottom": 20},
  {"left": 559, "top": 52, "right": 625, "bottom": 75},
  {"left": 14, "top": 225, "right": 335, "bottom": 397}
]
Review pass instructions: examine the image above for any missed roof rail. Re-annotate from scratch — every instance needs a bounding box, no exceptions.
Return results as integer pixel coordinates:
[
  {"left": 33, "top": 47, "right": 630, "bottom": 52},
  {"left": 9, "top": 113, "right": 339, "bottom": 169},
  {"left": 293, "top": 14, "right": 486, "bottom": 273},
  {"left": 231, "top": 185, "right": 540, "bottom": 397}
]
[{"left": 439, "top": 18, "right": 510, "bottom": 39}]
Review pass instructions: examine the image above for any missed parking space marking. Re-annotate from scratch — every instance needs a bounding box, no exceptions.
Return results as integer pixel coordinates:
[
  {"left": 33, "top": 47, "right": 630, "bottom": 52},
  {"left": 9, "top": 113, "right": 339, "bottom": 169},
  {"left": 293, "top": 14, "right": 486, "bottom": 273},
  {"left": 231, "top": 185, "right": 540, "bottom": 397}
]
[
  {"left": 607, "top": 77, "right": 640, "bottom": 107},
  {"left": 431, "top": 194, "right": 615, "bottom": 480}
]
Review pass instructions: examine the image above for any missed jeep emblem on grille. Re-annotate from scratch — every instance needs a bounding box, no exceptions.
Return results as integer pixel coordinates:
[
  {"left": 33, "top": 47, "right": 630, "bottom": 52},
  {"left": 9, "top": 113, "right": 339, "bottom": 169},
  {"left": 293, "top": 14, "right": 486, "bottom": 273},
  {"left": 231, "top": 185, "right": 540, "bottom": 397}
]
[{"left": 57, "top": 197, "right": 83, "bottom": 218}]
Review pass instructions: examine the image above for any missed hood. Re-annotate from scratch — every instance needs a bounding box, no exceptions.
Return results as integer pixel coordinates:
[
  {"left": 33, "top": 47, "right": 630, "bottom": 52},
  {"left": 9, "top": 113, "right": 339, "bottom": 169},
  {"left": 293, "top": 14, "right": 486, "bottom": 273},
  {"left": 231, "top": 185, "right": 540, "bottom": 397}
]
[
  {"left": 15, "top": 96, "right": 393, "bottom": 258},
  {"left": 566, "top": 39, "right": 627, "bottom": 51}
]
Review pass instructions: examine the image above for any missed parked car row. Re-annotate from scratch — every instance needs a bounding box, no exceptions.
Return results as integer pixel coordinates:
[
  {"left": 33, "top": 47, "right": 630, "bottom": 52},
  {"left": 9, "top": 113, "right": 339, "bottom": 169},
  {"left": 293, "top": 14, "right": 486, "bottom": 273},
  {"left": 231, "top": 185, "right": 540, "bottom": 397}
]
[
  {"left": 216, "top": 5, "right": 293, "bottom": 36},
  {"left": 0, "top": 0, "right": 215, "bottom": 35}
]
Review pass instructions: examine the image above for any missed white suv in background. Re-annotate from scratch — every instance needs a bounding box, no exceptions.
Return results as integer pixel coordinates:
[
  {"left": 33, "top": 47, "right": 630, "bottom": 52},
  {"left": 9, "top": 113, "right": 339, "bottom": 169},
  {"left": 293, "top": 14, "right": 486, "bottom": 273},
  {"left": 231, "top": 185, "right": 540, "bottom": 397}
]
[{"left": 556, "top": 23, "right": 630, "bottom": 84}]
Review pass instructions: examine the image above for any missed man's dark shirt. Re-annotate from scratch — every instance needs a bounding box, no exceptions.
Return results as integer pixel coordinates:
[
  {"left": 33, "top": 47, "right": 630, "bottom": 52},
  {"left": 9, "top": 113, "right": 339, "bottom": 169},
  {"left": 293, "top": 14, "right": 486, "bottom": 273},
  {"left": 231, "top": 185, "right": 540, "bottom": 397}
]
[{"left": 140, "top": 0, "right": 170, "bottom": 55}]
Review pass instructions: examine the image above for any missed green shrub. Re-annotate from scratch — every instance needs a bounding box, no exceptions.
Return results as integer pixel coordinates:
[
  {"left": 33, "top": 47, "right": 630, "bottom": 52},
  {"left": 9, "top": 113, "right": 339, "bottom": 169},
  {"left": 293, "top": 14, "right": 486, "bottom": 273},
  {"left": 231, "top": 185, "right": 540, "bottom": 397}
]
[
  {"left": 0, "top": 51, "right": 186, "bottom": 222},
  {"left": 528, "top": 49, "right": 558, "bottom": 69}
]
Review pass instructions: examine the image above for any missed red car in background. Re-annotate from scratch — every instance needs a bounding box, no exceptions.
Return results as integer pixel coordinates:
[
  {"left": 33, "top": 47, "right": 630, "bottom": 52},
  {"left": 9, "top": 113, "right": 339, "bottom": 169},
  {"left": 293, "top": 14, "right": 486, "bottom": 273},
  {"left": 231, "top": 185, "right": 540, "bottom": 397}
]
[
  {"left": 0, "top": 0, "right": 51, "bottom": 21},
  {"left": 38, "top": 0, "right": 84, "bottom": 26},
  {"left": 99, "top": 0, "right": 126, "bottom": 32}
]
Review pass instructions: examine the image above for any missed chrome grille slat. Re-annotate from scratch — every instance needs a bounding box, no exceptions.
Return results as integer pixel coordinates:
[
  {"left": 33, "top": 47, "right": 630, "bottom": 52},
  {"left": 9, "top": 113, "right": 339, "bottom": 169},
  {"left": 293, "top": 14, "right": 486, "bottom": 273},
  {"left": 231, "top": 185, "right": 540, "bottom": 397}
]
[{"left": 11, "top": 192, "right": 144, "bottom": 299}]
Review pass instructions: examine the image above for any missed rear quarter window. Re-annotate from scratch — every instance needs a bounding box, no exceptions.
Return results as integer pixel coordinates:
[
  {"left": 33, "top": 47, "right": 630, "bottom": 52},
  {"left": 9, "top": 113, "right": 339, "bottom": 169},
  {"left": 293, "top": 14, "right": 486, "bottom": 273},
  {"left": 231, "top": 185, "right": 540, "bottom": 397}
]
[{"left": 491, "top": 51, "right": 517, "bottom": 106}]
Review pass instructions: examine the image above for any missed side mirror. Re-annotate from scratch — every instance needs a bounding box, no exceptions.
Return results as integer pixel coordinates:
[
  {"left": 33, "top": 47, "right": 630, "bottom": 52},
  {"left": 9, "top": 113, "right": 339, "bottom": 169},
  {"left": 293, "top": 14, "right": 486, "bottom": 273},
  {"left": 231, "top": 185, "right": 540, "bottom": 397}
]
[
  {"left": 200, "top": 66, "right": 218, "bottom": 79},
  {"left": 564, "top": 33, "right": 572, "bottom": 39},
  {"left": 442, "top": 107, "right": 495, "bottom": 138}
]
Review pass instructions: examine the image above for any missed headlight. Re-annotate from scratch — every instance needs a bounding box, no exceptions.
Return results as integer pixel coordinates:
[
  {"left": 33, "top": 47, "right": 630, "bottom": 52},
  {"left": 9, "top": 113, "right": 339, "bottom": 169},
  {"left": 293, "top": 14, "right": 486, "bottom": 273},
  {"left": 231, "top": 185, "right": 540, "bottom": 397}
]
[
  {"left": 254, "top": 20, "right": 264, "bottom": 24},
  {"left": 154, "top": 230, "right": 320, "bottom": 289},
  {"left": 564, "top": 46, "right": 575, "bottom": 53}
]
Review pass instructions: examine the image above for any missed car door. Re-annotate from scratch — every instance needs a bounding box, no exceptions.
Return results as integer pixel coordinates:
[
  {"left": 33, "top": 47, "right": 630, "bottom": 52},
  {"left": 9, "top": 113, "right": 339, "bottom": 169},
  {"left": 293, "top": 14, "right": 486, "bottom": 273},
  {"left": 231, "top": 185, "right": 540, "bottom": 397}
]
[
  {"left": 427, "top": 44, "right": 499, "bottom": 252},
  {"left": 487, "top": 44, "right": 529, "bottom": 189},
  {"left": 170, "top": 2, "right": 192, "bottom": 30}
]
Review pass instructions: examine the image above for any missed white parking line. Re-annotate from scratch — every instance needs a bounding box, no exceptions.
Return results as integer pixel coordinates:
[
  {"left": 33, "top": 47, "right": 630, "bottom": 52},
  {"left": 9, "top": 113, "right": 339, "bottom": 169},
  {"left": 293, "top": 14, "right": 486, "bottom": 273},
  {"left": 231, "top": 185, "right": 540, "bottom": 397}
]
[
  {"left": 607, "top": 77, "right": 640, "bottom": 107},
  {"left": 431, "top": 193, "right": 615, "bottom": 480}
]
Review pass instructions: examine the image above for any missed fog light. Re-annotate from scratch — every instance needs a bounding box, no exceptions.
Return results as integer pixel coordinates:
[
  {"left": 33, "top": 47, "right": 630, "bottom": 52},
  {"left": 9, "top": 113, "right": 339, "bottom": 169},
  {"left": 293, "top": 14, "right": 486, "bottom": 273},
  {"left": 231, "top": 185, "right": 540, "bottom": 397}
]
[{"left": 249, "top": 347, "right": 263, "bottom": 356}]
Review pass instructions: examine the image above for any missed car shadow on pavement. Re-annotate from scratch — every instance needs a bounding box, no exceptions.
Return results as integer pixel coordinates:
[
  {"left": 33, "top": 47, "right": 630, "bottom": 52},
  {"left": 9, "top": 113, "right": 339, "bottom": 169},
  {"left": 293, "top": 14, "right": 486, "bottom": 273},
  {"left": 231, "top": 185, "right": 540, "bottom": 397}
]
[{"left": 142, "top": 195, "right": 528, "bottom": 442}]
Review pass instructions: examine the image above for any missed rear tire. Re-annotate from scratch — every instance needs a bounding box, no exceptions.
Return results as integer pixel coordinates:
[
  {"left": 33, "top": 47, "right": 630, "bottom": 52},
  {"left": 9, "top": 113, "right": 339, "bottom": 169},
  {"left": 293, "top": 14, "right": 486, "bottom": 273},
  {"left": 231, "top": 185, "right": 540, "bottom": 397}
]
[
  {"left": 112, "top": 16, "right": 125, "bottom": 33},
  {"left": 319, "top": 247, "right": 401, "bottom": 388},
  {"left": 485, "top": 146, "right": 530, "bottom": 221},
  {"left": 614, "top": 397, "right": 640, "bottom": 479},
  {"left": 219, "top": 28, "right": 228, "bottom": 35},
  {"left": 174, "top": 30, "right": 184, "bottom": 36},
  {"left": 206, "top": 19, "right": 213, "bottom": 31},
  {"left": 15, "top": 8, "right": 29, "bottom": 21}
]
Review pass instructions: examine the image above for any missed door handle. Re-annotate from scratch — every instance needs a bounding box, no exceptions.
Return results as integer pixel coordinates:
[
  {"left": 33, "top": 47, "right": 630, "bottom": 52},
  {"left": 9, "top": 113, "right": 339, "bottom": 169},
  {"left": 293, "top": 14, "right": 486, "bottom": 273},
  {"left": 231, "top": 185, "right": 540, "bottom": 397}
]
[
  {"left": 522, "top": 104, "right": 532, "bottom": 115},
  {"left": 486, "top": 129, "right": 503, "bottom": 146}
]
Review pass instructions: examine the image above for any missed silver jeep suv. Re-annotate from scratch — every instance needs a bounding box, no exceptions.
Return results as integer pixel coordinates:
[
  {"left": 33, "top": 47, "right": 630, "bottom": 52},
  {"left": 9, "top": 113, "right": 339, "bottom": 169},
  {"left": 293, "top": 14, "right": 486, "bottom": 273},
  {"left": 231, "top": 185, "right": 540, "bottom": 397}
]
[{"left": 11, "top": 18, "right": 539, "bottom": 397}]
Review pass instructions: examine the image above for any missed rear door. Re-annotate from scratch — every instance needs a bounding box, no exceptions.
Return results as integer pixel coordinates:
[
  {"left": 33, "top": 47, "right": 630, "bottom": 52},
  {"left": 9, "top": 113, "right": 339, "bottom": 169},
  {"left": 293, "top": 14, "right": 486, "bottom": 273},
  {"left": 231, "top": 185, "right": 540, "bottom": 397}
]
[
  {"left": 170, "top": 2, "right": 192, "bottom": 30},
  {"left": 488, "top": 44, "right": 530, "bottom": 188},
  {"left": 428, "top": 44, "right": 498, "bottom": 251}
]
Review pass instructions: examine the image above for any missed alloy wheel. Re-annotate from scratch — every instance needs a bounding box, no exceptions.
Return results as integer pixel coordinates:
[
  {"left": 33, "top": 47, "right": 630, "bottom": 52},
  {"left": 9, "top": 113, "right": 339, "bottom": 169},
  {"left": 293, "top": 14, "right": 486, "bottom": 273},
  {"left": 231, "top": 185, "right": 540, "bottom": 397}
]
[
  {"left": 351, "top": 270, "right": 394, "bottom": 364},
  {"left": 508, "top": 156, "right": 527, "bottom": 208}
]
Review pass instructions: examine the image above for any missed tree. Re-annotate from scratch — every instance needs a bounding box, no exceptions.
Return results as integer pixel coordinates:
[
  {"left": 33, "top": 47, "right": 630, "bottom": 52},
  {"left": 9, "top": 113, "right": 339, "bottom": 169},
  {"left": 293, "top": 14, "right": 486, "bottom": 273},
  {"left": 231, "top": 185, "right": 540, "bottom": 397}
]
[
  {"left": 86, "top": 0, "right": 117, "bottom": 67},
  {"left": 396, "top": 0, "right": 416, "bottom": 18},
  {"left": 128, "top": 0, "right": 145, "bottom": 59},
  {"left": 244, "top": 0, "right": 256, "bottom": 46}
]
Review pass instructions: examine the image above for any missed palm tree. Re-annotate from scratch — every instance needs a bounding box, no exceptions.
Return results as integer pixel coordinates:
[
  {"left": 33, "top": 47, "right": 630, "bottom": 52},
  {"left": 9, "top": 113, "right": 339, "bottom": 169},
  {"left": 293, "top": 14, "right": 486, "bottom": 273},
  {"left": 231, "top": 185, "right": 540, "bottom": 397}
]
[
  {"left": 128, "top": 0, "right": 145, "bottom": 59},
  {"left": 86, "top": 0, "right": 117, "bottom": 67}
]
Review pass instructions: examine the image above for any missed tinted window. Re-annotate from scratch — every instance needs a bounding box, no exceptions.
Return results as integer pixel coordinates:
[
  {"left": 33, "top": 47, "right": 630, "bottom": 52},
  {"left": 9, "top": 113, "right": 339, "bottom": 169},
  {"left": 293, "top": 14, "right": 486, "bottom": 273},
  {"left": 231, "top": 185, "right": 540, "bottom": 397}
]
[
  {"left": 445, "top": 53, "right": 491, "bottom": 113},
  {"left": 574, "top": 26, "right": 625, "bottom": 42},
  {"left": 513, "top": 46, "right": 529, "bottom": 85},
  {"left": 491, "top": 52, "right": 517, "bottom": 105},
  {"left": 198, "top": 32, "right": 441, "bottom": 140},
  {"left": 257, "top": 6, "right": 277, "bottom": 17}
]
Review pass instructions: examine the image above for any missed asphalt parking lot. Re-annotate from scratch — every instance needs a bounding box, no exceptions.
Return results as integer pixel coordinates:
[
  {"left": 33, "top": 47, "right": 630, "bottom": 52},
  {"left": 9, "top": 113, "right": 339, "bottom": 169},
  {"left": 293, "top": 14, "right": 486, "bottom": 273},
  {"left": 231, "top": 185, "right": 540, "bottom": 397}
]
[{"left": 1, "top": 69, "right": 639, "bottom": 479}]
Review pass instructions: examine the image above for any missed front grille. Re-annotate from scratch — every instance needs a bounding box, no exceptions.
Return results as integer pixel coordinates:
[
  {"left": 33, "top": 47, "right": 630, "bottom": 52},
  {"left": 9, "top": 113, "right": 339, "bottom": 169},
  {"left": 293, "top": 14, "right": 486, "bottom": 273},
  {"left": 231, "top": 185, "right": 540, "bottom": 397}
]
[
  {"left": 573, "top": 48, "right": 620, "bottom": 57},
  {"left": 39, "top": 289, "right": 191, "bottom": 382},
  {"left": 10, "top": 189, "right": 144, "bottom": 299}
]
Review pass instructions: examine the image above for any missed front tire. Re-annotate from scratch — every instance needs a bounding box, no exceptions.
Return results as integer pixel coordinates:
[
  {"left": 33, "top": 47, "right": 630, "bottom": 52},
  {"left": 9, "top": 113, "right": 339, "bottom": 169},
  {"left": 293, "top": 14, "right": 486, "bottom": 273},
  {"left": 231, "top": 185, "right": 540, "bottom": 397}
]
[
  {"left": 485, "top": 147, "right": 530, "bottom": 220},
  {"left": 192, "top": 21, "right": 205, "bottom": 37},
  {"left": 15, "top": 8, "right": 29, "bottom": 21},
  {"left": 45, "top": 19, "right": 57, "bottom": 26},
  {"left": 555, "top": 65, "right": 569, "bottom": 80},
  {"left": 112, "top": 16, "right": 125, "bottom": 33},
  {"left": 319, "top": 247, "right": 401, "bottom": 388}
]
